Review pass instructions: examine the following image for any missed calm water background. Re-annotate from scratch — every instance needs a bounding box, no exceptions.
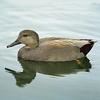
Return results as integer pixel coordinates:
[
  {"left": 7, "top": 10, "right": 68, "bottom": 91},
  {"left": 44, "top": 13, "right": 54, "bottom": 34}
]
[{"left": 0, "top": 0, "right": 100, "bottom": 100}]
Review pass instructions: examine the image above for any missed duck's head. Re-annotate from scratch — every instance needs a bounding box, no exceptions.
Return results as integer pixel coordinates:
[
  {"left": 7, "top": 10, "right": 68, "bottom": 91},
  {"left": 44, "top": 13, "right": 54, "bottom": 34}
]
[{"left": 7, "top": 30, "right": 39, "bottom": 48}]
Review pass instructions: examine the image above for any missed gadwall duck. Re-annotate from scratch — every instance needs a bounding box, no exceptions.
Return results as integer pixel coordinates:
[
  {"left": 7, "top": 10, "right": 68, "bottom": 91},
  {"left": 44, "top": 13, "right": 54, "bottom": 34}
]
[{"left": 7, "top": 30, "right": 96, "bottom": 61}]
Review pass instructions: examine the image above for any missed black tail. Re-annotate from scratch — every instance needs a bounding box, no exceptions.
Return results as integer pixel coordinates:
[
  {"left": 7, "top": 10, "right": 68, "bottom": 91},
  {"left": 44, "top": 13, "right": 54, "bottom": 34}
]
[{"left": 80, "top": 40, "right": 96, "bottom": 55}]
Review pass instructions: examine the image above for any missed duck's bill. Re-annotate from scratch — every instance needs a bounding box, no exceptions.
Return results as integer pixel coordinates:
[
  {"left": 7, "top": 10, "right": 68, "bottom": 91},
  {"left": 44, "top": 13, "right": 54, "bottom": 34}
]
[{"left": 7, "top": 40, "right": 21, "bottom": 48}]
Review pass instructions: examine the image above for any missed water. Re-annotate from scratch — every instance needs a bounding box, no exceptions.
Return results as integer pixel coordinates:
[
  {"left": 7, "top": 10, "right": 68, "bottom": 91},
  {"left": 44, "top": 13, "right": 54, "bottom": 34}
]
[{"left": 0, "top": 0, "right": 100, "bottom": 100}]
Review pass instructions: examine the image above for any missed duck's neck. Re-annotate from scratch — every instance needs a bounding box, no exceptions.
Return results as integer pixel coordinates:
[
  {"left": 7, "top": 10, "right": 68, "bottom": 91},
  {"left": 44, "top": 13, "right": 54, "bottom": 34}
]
[{"left": 26, "top": 38, "right": 39, "bottom": 49}]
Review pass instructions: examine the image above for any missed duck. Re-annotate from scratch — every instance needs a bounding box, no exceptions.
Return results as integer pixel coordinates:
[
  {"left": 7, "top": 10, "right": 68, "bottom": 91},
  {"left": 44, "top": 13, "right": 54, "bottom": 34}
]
[{"left": 7, "top": 30, "right": 96, "bottom": 61}]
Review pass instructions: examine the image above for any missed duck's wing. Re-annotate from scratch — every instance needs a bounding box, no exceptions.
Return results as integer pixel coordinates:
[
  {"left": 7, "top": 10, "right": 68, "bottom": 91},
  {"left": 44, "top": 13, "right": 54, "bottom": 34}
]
[
  {"left": 40, "top": 38, "right": 96, "bottom": 56},
  {"left": 40, "top": 37, "right": 66, "bottom": 43}
]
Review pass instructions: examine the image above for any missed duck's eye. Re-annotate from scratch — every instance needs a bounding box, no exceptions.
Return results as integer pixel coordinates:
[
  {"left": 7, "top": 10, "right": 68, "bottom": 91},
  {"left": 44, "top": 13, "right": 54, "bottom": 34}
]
[{"left": 23, "top": 35, "right": 28, "bottom": 37}]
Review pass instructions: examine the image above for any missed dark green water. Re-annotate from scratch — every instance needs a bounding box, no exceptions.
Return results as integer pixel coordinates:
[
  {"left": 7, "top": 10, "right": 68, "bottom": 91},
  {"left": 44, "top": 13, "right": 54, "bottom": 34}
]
[{"left": 0, "top": 0, "right": 100, "bottom": 100}]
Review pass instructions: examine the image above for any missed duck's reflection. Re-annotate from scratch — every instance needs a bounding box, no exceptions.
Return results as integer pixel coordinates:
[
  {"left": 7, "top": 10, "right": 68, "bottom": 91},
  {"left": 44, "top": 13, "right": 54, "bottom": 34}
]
[{"left": 5, "top": 57, "right": 91, "bottom": 87}]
